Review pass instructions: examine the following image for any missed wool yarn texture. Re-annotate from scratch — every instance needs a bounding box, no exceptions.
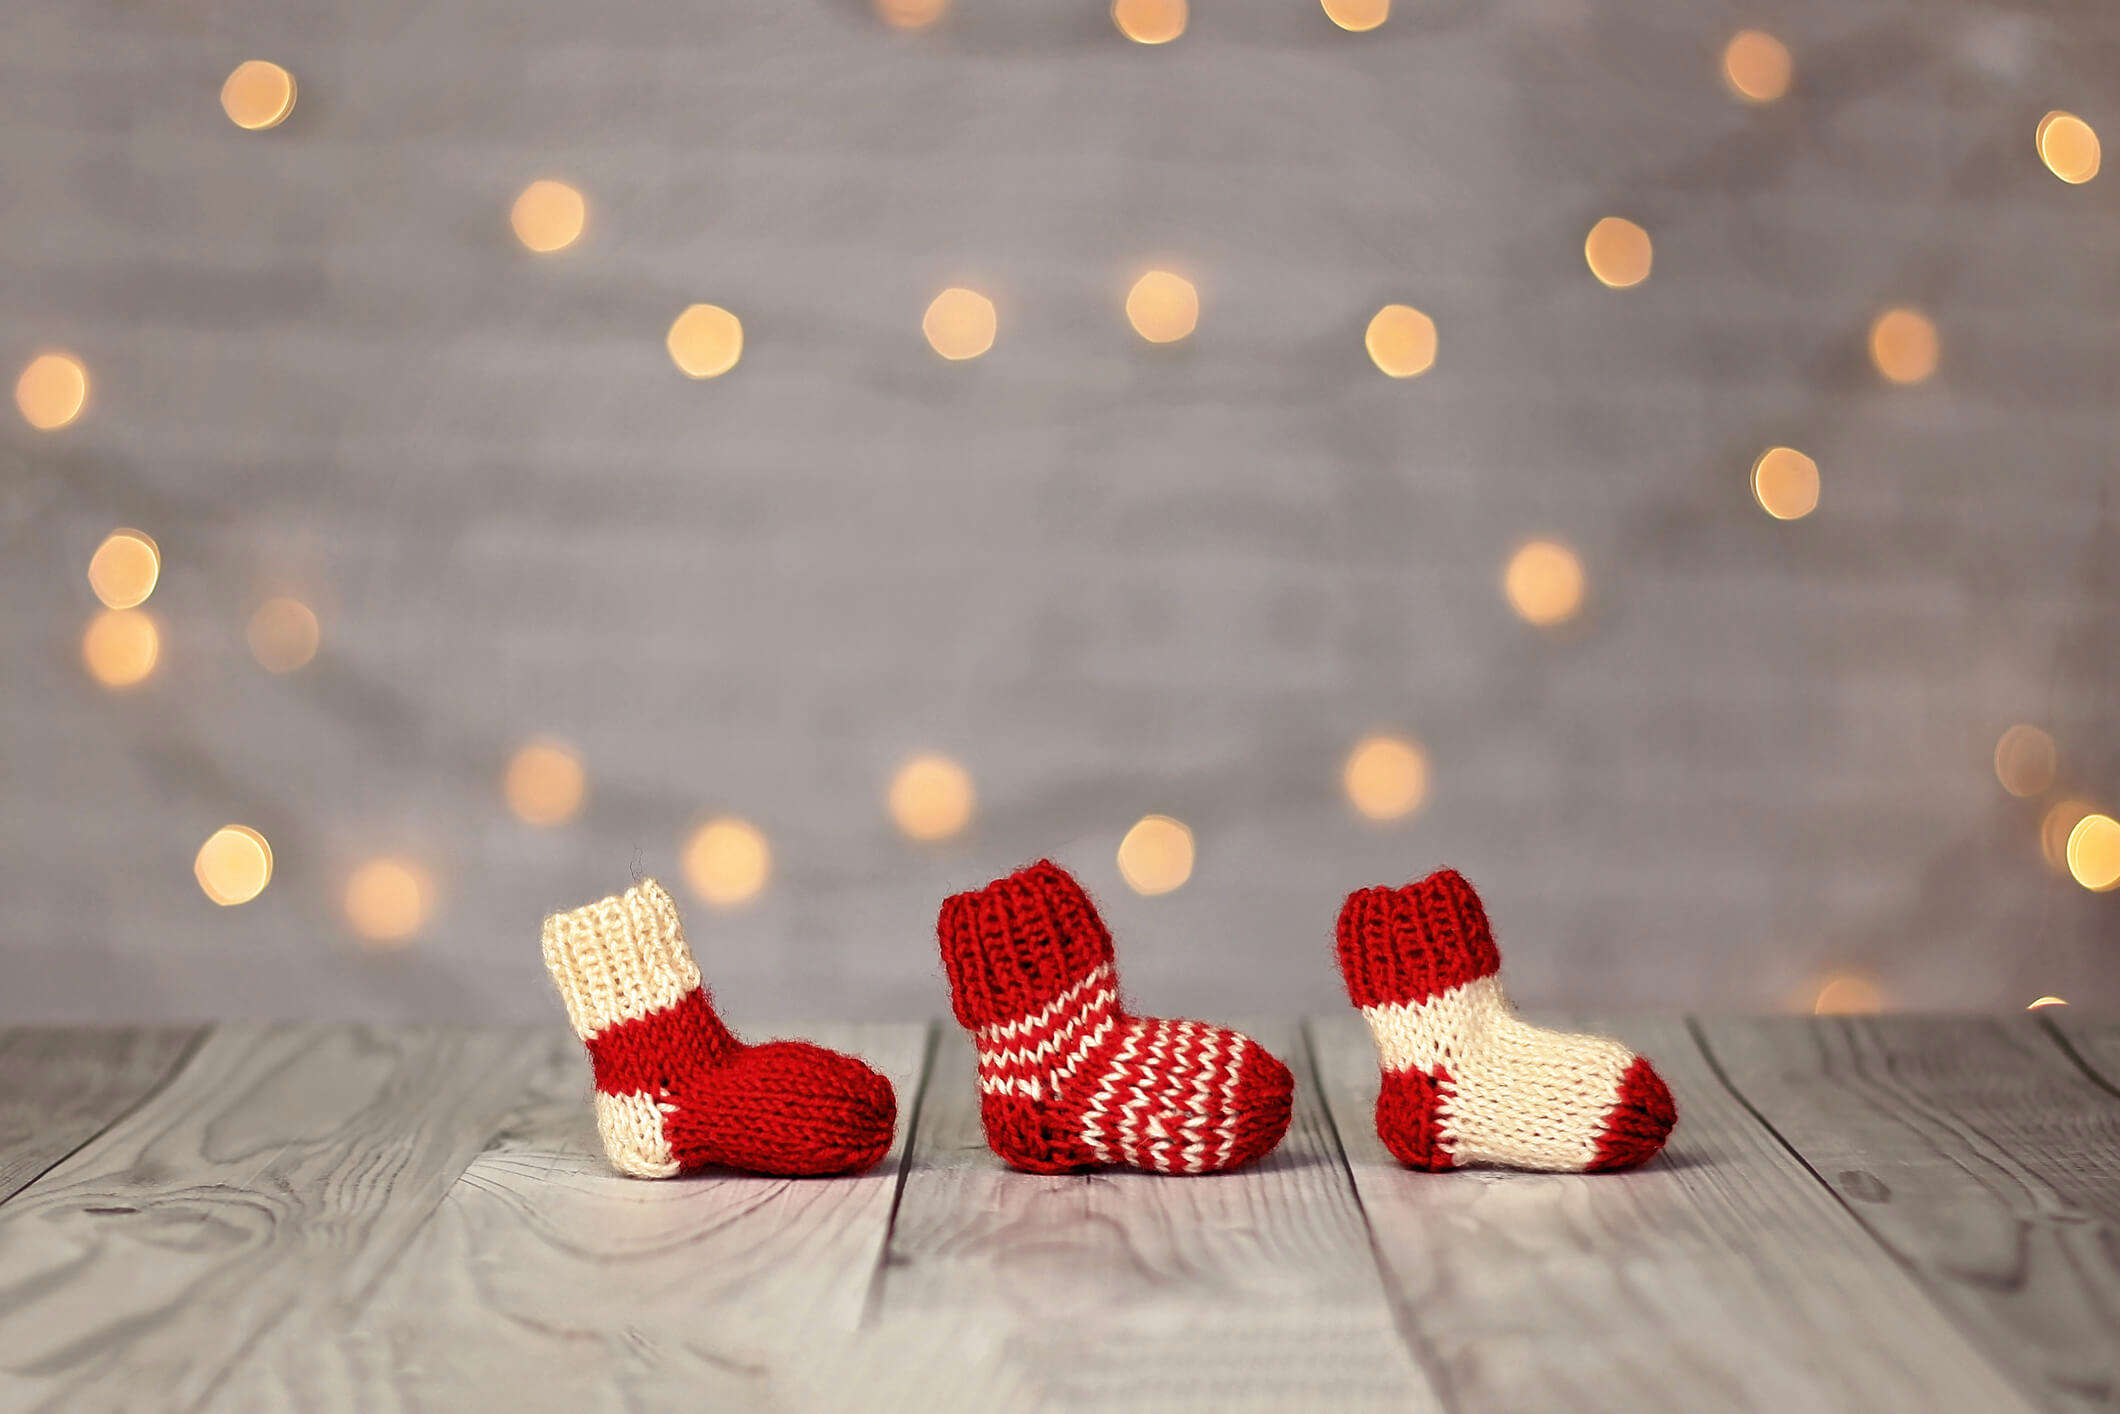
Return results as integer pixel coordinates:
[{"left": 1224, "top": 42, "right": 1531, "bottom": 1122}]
[
  {"left": 541, "top": 879, "right": 897, "bottom": 1177},
  {"left": 1336, "top": 869, "right": 1676, "bottom": 1172},
  {"left": 938, "top": 859, "right": 1293, "bottom": 1175}
]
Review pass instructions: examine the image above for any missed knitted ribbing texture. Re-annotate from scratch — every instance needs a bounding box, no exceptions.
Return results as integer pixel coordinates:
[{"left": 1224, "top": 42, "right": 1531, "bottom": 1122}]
[
  {"left": 1335, "top": 869, "right": 1676, "bottom": 1172},
  {"left": 938, "top": 860, "right": 1293, "bottom": 1175},
  {"left": 542, "top": 879, "right": 897, "bottom": 1177}
]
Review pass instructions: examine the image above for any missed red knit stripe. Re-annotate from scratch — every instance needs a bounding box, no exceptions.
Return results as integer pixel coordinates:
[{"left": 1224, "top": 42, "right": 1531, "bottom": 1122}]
[
  {"left": 585, "top": 988, "right": 734, "bottom": 1096},
  {"left": 1335, "top": 869, "right": 1501, "bottom": 1010}
]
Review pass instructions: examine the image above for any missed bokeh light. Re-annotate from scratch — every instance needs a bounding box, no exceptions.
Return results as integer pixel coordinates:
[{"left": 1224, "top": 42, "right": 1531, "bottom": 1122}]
[
  {"left": 505, "top": 738, "right": 587, "bottom": 827},
  {"left": 2036, "top": 111, "right": 2101, "bottom": 184},
  {"left": 1868, "top": 307, "right": 1938, "bottom": 385},
  {"left": 1721, "top": 30, "right": 1791, "bottom": 104},
  {"left": 1365, "top": 305, "right": 1437, "bottom": 378},
  {"left": 1751, "top": 447, "right": 1820, "bottom": 520},
  {"left": 1503, "top": 540, "right": 1585, "bottom": 626},
  {"left": 1321, "top": 0, "right": 1389, "bottom": 32},
  {"left": 2066, "top": 814, "right": 2120, "bottom": 892},
  {"left": 1112, "top": 0, "right": 1186, "bottom": 44},
  {"left": 1993, "top": 724, "right": 2057, "bottom": 798},
  {"left": 1118, "top": 814, "right": 1195, "bottom": 895},
  {"left": 1584, "top": 217, "right": 1652, "bottom": 288},
  {"left": 1125, "top": 270, "right": 1199, "bottom": 343},
  {"left": 345, "top": 857, "right": 431, "bottom": 944},
  {"left": 2027, "top": 996, "right": 2069, "bottom": 1009},
  {"left": 195, "top": 825, "right": 273, "bottom": 906},
  {"left": 875, "top": 0, "right": 948, "bottom": 29},
  {"left": 511, "top": 180, "right": 586, "bottom": 253},
  {"left": 1812, "top": 973, "right": 1884, "bottom": 1015},
  {"left": 16, "top": 353, "right": 88, "bottom": 430},
  {"left": 922, "top": 288, "right": 998, "bottom": 361},
  {"left": 82, "top": 609, "right": 159, "bottom": 688},
  {"left": 87, "top": 529, "right": 160, "bottom": 609},
  {"left": 247, "top": 597, "right": 319, "bottom": 673},
  {"left": 2042, "top": 799, "right": 2093, "bottom": 871},
  {"left": 1343, "top": 735, "right": 1429, "bottom": 822},
  {"left": 666, "top": 304, "right": 744, "bottom": 378},
  {"left": 684, "top": 816, "right": 771, "bottom": 908},
  {"left": 889, "top": 753, "right": 976, "bottom": 841},
  {"left": 220, "top": 60, "right": 296, "bottom": 130}
]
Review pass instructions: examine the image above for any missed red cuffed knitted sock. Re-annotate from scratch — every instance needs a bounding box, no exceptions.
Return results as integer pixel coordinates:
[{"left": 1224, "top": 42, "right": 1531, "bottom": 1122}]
[
  {"left": 542, "top": 880, "right": 896, "bottom": 1177},
  {"left": 937, "top": 860, "right": 1293, "bottom": 1175},
  {"left": 1335, "top": 870, "right": 1675, "bottom": 1172}
]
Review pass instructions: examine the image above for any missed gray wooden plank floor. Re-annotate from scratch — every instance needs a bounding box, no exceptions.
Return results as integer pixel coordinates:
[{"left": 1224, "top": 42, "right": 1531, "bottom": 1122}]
[
  {"left": 1697, "top": 1016, "right": 2120, "bottom": 1412},
  {"left": 1, "top": 1017, "right": 2114, "bottom": 1412},
  {"left": 1308, "top": 1014, "right": 2041, "bottom": 1414}
]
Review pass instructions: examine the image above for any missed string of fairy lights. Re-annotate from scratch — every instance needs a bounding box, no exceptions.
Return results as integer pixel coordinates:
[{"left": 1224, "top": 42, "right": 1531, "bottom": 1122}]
[{"left": 16, "top": 3, "right": 2115, "bottom": 1011}]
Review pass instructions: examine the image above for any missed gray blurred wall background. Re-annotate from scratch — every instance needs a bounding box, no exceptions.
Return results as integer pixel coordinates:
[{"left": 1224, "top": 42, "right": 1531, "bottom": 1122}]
[{"left": 3, "top": 0, "right": 2115, "bottom": 1024}]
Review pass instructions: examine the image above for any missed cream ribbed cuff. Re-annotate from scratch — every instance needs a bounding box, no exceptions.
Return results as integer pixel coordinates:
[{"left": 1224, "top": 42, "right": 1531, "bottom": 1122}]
[{"left": 541, "top": 879, "right": 702, "bottom": 1041}]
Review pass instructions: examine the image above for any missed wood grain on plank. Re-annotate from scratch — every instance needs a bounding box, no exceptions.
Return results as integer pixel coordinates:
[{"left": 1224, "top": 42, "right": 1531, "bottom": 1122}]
[
  {"left": 1701, "top": 1014, "right": 2120, "bottom": 1412},
  {"left": 220, "top": 1022, "right": 934, "bottom": 1412},
  {"left": 0, "top": 1024, "right": 544, "bottom": 1414},
  {"left": 880, "top": 1022, "right": 1441, "bottom": 1412},
  {"left": 0, "top": 1026, "right": 201, "bottom": 1205},
  {"left": 1309, "top": 1014, "right": 2038, "bottom": 1414}
]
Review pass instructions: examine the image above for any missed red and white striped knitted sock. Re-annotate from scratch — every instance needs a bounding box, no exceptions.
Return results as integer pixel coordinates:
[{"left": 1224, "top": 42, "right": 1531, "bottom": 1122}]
[
  {"left": 541, "top": 880, "right": 897, "bottom": 1178},
  {"left": 1336, "top": 869, "right": 1675, "bottom": 1172},
  {"left": 937, "top": 860, "right": 1293, "bottom": 1175}
]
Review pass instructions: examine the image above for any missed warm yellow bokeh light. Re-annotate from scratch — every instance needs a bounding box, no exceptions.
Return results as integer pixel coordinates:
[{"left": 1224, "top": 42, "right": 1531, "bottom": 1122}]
[
  {"left": 1751, "top": 447, "right": 1820, "bottom": 520},
  {"left": 16, "top": 353, "right": 88, "bottom": 430},
  {"left": 511, "top": 180, "right": 586, "bottom": 254},
  {"left": 666, "top": 304, "right": 744, "bottom": 378},
  {"left": 220, "top": 60, "right": 296, "bottom": 131},
  {"left": 82, "top": 609, "right": 159, "bottom": 688},
  {"left": 684, "top": 816, "right": 771, "bottom": 908},
  {"left": 505, "top": 739, "right": 588, "bottom": 827},
  {"left": 1993, "top": 724, "right": 2057, "bottom": 798},
  {"left": 1869, "top": 307, "right": 1938, "bottom": 385},
  {"left": 246, "top": 596, "right": 319, "bottom": 673},
  {"left": 1365, "top": 305, "right": 1437, "bottom": 378},
  {"left": 88, "top": 529, "right": 160, "bottom": 609},
  {"left": 875, "top": 0, "right": 948, "bottom": 29},
  {"left": 1321, "top": 0, "right": 1389, "bottom": 32},
  {"left": 1113, "top": 0, "right": 1187, "bottom": 43},
  {"left": 1343, "top": 735, "right": 1429, "bottom": 822},
  {"left": 2037, "top": 111, "right": 2101, "bottom": 185},
  {"left": 1503, "top": 540, "right": 1586, "bottom": 627},
  {"left": 1812, "top": 973, "right": 1884, "bottom": 1016},
  {"left": 922, "top": 288, "right": 998, "bottom": 361},
  {"left": 2027, "top": 996, "right": 2069, "bottom": 1010},
  {"left": 1118, "top": 814, "right": 1195, "bottom": 896},
  {"left": 889, "top": 753, "right": 976, "bottom": 841},
  {"left": 2066, "top": 813, "right": 2120, "bottom": 892},
  {"left": 1721, "top": 30, "right": 1791, "bottom": 104},
  {"left": 1125, "top": 270, "right": 1199, "bottom": 344},
  {"left": 195, "top": 825, "right": 273, "bottom": 907},
  {"left": 345, "top": 857, "right": 432, "bottom": 944},
  {"left": 1584, "top": 217, "right": 1652, "bottom": 288},
  {"left": 2042, "top": 798, "right": 2093, "bottom": 871}
]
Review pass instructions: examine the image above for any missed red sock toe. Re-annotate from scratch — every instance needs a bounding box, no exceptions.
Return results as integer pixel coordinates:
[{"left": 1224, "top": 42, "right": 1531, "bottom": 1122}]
[{"left": 1588, "top": 1056, "right": 1676, "bottom": 1171}]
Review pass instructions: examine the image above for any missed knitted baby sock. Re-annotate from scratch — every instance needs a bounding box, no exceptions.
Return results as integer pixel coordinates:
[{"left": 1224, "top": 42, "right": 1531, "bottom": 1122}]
[
  {"left": 937, "top": 860, "right": 1293, "bottom": 1175},
  {"left": 541, "top": 879, "right": 896, "bottom": 1177},
  {"left": 1336, "top": 869, "right": 1675, "bottom": 1172}
]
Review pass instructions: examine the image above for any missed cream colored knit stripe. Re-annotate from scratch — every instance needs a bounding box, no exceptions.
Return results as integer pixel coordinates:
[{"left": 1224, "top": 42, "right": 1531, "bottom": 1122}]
[
  {"left": 1361, "top": 976, "right": 1638, "bottom": 1171},
  {"left": 594, "top": 1091, "right": 680, "bottom": 1178},
  {"left": 541, "top": 878, "right": 702, "bottom": 1041}
]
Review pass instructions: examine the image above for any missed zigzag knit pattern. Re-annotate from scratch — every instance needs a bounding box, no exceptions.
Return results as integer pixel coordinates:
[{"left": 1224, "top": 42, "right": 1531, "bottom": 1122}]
[
  {"left": 542, "top": 879, "right": 897, "bottom": 1177},
  {"left": 938, "top": 860, "right": 1293, "bottom": 1175},
  {"left": 1335, "top": 869, "right": 1676, "bottom": 1172}
]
